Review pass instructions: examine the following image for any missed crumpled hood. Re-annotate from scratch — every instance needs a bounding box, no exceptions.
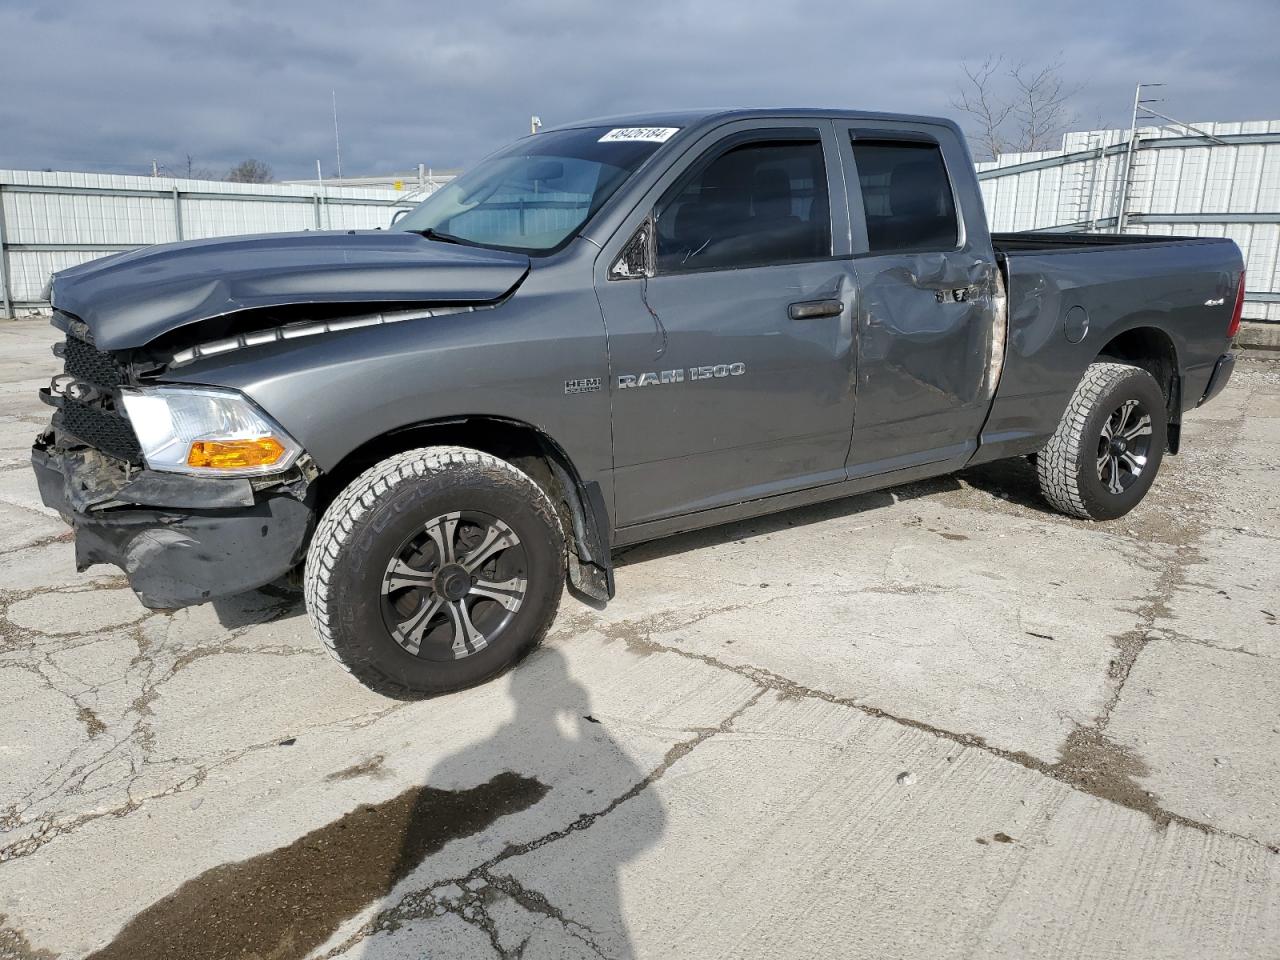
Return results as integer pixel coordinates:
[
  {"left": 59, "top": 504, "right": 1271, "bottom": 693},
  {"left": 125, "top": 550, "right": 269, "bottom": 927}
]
[{"left": 51, "top": 230, "right": 530, "bottom": 350}]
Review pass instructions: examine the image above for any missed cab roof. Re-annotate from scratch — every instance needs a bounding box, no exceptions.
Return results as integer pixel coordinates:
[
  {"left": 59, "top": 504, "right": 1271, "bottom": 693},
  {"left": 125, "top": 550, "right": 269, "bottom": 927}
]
[{"left": 544, "top": 107, "right": 961, "bottom": 135}]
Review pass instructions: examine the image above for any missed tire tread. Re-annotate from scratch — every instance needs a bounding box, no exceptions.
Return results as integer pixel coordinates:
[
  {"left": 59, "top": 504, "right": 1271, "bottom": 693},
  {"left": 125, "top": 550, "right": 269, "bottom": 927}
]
[
  {"left": 304, "top": 446, "right": 563, "bottom": 698},
  {"left": 1036, "top": 361, "right": 1155, "bottom": 520}
]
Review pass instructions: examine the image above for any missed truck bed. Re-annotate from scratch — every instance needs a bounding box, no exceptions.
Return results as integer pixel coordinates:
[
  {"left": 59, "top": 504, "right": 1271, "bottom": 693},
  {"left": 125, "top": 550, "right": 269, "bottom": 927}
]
[{"left": 979, "top": 229, "right": 1240, "bottom": 469}]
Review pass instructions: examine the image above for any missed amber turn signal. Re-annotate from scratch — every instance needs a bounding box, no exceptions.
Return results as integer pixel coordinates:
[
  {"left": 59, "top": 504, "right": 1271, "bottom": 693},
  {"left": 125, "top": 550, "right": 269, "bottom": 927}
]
[{"left": 186, "top": 437, "right": 287, "bottom": 470}]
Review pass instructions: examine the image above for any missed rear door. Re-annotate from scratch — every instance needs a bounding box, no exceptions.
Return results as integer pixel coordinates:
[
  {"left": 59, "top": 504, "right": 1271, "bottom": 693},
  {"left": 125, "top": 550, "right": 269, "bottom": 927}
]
[
  {"left": 834, "top": 123, "right": 1002, "bottom": 477},
  {"left": 595, "top": 121, "right": 856, "bottom": 528}
]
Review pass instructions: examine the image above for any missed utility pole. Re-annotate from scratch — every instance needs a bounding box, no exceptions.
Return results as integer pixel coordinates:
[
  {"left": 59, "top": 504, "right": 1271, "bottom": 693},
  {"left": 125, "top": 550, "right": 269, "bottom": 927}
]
[
  {"left": 332, "top": 90, "right": 344, "bottom": 179},
  {"left": 151, "top": 158, "right": 159, "bottom": 177},
  {"left": 531, "top": 116, "right": 542, "bottom": 135}
]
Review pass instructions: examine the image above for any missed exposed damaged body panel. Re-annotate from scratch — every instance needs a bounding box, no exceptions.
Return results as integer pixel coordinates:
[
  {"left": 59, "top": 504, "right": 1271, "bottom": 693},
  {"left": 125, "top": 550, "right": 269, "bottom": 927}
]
[
  {"left": 50, "top": 229, "right": 530, "bottom": 350},
  {"left": 31, "top": 436, "right": 316, "bottom": 608}
]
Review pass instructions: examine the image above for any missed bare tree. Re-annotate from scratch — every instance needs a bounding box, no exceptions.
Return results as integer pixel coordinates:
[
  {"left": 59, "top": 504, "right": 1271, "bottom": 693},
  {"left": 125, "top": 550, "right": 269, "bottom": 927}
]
[
  {"left": 953, "top": 57, "right": 1081, "bottom": 160},
  {"left": 226, "top": 158, "right": 273, "bottom": 183},
  {"left": 1009, "top": 59, "right": 1079, "bottom": 152},
  {"left": 951, "top": 56, "right": 1014, "bottom": 161}
]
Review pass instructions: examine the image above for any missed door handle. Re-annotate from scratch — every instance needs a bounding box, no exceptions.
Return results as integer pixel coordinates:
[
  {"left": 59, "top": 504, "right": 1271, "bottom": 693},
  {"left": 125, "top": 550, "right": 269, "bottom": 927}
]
[{"left": 788, "top": 299, "right": 844, "bottom": 320}]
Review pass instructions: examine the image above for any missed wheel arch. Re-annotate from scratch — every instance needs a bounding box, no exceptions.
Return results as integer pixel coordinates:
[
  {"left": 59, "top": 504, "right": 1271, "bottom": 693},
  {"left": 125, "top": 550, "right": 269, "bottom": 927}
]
[
  {"left": 1093, "top": 325, "right": 1182, "bottom": 453},
  {"left": 315, "top": 415, "right": 614, "bottom": 599}
]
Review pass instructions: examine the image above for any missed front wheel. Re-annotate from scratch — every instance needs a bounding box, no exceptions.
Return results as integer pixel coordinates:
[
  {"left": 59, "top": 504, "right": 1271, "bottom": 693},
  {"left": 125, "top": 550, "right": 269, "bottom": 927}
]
[
  {"left": 1036, "top": 361, "right": 1168, "bottom": 521},
  {"left": 304, "top": 446, "right": 565, "bottom": 698}
]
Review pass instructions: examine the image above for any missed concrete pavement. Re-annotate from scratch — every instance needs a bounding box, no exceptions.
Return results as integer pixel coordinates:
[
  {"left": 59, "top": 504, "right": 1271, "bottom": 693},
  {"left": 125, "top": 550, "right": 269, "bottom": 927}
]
[{"left": 0, "top": 318, "right": 1277, "bottom": 959}]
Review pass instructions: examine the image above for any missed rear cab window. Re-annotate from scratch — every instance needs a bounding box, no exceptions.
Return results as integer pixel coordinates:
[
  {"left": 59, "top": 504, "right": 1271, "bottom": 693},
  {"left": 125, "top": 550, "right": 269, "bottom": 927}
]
[
  {"left": 850, "top": 138, "right": 959, "bottom": 254},
  {"left": 655, "top": 134, "right": 832, "bottom": 273}
]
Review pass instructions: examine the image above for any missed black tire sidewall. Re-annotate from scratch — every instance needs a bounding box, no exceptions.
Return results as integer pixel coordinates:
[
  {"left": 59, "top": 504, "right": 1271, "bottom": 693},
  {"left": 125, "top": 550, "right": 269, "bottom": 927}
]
[
  {"left": 326, "top": 464, "right": 562, "bottom": 695},
  {"left": 1075, "top": 370, "right": 1167, "bottom": 521}
]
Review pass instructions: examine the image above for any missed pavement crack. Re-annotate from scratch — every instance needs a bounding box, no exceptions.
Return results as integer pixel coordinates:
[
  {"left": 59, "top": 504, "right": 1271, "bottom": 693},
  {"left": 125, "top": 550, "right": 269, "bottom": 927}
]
[{"left": 599, "top": 610, "right": 1269, "bottom": 848}]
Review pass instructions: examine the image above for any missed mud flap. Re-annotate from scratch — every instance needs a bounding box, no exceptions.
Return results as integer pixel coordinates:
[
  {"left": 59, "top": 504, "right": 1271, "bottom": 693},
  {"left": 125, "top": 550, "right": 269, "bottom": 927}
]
[{"left": 567, "top": 551, "right": 613, "bottom": 606}]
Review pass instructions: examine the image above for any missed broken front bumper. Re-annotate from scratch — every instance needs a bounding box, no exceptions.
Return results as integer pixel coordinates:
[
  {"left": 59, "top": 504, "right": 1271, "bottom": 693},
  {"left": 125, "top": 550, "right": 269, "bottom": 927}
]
[{"left": 31, "top": 440, "right": 315, "bottom": 609}]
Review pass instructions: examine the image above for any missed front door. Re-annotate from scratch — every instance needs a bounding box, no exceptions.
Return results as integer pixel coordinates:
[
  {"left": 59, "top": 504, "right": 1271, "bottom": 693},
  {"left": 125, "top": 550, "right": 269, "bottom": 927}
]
[
  {"left": 596, "top": 124, "right": 856, "bottom": 528},
  {"left": 835, "top": 125, "right": 1001, "bottom": 477}
]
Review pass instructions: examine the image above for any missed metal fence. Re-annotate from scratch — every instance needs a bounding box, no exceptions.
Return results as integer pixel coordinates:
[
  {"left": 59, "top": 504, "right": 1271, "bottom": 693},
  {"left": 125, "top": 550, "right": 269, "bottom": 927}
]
[
  {"left": 975, "top": 121, "right": 1280, "bottom": 321},
  {"left": 0, "top": 169, "right": 429, "bottom": 316}
]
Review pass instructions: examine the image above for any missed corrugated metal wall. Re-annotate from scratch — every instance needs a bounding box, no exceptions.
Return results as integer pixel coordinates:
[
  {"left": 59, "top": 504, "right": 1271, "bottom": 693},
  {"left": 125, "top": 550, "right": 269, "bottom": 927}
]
[
  {"left": 976, "top": 121, "right": 1280, "bottom": 321},
  {"left": 0, "top": 169, "right": 424, "bottom": 314}
]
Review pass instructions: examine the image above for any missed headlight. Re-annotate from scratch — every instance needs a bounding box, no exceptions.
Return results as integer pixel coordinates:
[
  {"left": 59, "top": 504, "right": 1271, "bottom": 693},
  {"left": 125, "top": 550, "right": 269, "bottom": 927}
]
[{"left": 119, "top": 386, "right": 301, "bottom": 477}]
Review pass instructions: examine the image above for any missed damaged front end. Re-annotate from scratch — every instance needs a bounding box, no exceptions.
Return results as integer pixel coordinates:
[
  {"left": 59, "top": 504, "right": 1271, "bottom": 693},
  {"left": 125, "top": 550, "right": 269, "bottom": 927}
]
[
  {"left": 32, "top": 316, "right": 317, "bottom": 609},
  {"left": 31, "top": 228, "right": 534, "bottom": 608}
]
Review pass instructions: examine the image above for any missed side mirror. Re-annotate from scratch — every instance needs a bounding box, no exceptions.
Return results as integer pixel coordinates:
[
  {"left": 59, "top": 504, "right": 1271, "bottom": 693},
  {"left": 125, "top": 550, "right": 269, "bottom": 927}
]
[
  {"left": 608, "top": 218, "right": 654, "bottom": 281},
  {"left": 390, "top": 208, "right": 411, "bottom": 226}
]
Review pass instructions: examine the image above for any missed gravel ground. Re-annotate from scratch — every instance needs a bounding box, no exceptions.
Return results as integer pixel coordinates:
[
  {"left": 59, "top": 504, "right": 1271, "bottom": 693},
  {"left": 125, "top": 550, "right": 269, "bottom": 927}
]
[{"left": 0, "top": 318, "right": 1277, "bottom": 959}]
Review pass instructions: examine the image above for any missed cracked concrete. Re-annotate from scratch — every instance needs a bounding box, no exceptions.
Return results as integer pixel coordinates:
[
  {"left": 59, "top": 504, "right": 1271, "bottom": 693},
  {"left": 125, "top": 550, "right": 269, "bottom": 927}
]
[{"left": 0, "top": 318, "right": 1278, "bottom": 958}]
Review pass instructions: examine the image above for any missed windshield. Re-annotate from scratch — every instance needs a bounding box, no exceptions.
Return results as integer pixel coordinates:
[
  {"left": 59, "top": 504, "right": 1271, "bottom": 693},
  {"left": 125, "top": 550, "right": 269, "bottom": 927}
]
[{"left": 392, "top": 126, "right": 676, "bottom": 254}]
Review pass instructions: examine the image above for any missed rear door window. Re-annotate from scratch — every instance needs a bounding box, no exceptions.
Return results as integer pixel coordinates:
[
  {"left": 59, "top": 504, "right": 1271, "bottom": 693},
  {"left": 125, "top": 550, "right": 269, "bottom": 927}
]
[
  {"left": 850, "top": 139, "right": 959, "bottom": 254},
  {"left": 655, "top": 136, "right": 831, "bottom": 273}
]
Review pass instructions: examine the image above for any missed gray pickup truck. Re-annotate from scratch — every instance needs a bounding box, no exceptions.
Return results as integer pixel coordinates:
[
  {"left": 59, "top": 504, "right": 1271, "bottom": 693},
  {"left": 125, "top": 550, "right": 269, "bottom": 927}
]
[{"left": 32, "top": 108, "right": 1243, "bottom": 697}]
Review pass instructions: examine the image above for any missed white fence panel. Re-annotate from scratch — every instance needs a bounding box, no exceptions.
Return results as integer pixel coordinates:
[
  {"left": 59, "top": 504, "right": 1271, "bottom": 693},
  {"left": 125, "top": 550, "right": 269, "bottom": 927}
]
[
  {"left": 0, "top": 169, "right": 425, "bottom": 314},
  {"left": 976, "top": 122, "right": 1280, "bottom": 321}
]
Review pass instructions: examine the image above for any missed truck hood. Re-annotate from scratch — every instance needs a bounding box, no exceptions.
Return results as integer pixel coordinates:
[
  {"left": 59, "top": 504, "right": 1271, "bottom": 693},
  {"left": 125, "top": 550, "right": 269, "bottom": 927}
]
[{"left": 50, "top": 230, "right": 530, "bottom": 350}]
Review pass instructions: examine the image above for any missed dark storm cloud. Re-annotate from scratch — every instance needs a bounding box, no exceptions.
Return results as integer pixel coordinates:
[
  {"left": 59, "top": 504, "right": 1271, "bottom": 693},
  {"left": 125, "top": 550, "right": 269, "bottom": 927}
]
[{"left": 1, "top": 0, "right": 1276, "bottom": 178}]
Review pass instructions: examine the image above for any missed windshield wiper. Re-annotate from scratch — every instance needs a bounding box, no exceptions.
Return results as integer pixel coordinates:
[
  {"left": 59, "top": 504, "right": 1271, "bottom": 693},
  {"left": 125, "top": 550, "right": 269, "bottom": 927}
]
[{"left": 417, "top": 227, "right": 476, "bottom": 247}]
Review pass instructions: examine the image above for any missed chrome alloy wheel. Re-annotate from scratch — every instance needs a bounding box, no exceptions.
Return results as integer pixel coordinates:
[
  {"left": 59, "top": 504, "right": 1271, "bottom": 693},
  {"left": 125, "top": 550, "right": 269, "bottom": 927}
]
[
  {"left": 380, "top": 511, "right": 528, "bottom": 661},
  {"left": 1096, "top": 399, "right": 1153, "bottom": 495}
]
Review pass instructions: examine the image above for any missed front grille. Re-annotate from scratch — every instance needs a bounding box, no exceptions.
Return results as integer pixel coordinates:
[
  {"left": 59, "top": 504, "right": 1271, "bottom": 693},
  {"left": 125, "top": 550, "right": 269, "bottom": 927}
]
[
  {"left": 54, "top": 329, "right": 143, "bottom": 463},
  {"left": 58, "top": 398, "right": 143, "bottom": 462},
  {"left": 64, "top": 331, "right": 127, "bottom": 389}
]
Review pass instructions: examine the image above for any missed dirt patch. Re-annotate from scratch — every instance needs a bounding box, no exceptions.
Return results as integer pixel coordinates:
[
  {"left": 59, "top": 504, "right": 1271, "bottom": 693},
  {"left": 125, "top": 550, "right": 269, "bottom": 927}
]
[
  {"left": 77, "top": 705, "right": 106, "bottom": 738},
  {"left": 1053, "top": 726, "right": 1166, "bottom": 822},
  {"left": 86, "top": 771, "right": 547, "bottom": 960},
  {"left": 0, "top": 916, "right": 57, "bottom": 959},
  {"left": 324, "top": 754, "right": 387, "bottom": 782}
]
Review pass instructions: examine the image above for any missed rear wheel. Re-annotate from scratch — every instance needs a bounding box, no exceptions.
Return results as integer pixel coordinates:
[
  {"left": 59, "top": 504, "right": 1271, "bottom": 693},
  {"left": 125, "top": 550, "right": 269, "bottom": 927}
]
[
  {"left": 1036, "top": 361, "right": 1167, "bottom": 520},
  {"left": 305, "top": 446, "right": 564, "bottom": 698}
]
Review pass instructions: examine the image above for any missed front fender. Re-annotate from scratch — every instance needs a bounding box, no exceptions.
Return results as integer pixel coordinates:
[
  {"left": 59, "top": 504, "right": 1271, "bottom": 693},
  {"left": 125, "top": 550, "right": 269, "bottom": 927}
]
[{"left": 160, "top": 260, "right": 613, "bottom": 491}]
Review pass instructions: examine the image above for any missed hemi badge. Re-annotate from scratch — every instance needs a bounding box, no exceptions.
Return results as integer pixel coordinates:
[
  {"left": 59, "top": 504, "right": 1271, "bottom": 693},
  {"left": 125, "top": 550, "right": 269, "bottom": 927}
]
[{"left": 565, "top": 377, "right": 602, "bottom": 395}]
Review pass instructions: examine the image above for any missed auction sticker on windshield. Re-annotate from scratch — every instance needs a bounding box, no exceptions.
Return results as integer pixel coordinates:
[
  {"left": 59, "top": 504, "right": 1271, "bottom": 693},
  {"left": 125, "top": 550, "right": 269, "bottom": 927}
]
[{"left": 598, "top": 127, "right": 680, "bottom": 143}]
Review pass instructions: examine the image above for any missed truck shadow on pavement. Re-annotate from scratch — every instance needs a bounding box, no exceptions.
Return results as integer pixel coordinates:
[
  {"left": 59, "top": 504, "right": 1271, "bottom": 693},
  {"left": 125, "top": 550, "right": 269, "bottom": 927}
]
[
  {"left": 84, "top": 647, "right": 657, "bottom": 960},
  {"left": 209, "top": 457, "right": 1047, "bottom": 627},
  {"left": 614, "top": 460, "right": 1053, "bottom": 569},
  {"left": 211, "top": 581, "right": 307, "bottom": 630}
]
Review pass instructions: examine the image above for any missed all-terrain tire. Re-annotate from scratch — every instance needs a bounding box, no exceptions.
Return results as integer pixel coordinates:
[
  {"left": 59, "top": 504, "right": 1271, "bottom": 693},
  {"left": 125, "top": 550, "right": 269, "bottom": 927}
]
[
  {"left": 1036, "top": 361, "right": 1168, "bottom": 521},
  {"left": 305, "top": 446, "right": 564, "bottom": 698}
]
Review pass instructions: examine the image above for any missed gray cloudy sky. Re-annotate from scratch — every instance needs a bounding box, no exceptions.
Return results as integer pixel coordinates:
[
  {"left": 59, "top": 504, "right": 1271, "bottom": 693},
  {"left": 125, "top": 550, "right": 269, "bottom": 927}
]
[{"left": 1, "top": 0, "right": 1277, "bottom": 179}]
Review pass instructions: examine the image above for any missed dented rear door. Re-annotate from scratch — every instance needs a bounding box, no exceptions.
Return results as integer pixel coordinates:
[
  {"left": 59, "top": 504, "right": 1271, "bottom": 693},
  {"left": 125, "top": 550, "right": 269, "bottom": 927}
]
[{"left": 834, "top": 122, "right": 1001, "bottom": 478}]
